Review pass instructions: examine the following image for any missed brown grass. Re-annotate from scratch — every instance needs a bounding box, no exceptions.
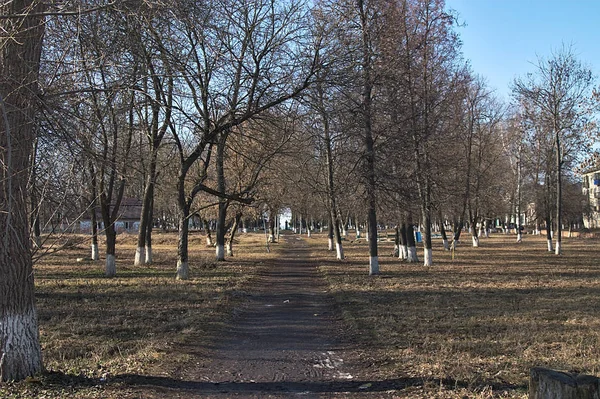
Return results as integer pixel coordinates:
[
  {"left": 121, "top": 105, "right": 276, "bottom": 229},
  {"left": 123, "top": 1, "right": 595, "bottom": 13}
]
[
  {"left": 307, "top": 231, "right": 600, "bottom": 398},
  {"left": 2, "top": 231, "right": 273, "bottom": 398},
  {"left": 3, "top": 230, "right": 600, "bottom": 398}
]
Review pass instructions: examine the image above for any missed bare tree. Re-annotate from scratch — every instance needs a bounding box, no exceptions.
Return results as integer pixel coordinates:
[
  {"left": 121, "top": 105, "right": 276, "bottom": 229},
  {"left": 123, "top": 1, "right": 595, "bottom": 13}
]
[
  {"left": 0, "top": 0, "right": 45, "bottom": 382},
  {"left": 513, "top": 45, "right": 598, "bottom": 254}
]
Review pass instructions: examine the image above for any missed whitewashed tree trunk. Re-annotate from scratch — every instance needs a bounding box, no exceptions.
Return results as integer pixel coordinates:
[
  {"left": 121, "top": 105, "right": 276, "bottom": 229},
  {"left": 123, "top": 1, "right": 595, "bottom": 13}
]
[
  {"left": 484, "top": 228, "right": 490, "bottom": 238},
  {"left": 400, "top": 245, "right": 408, "bottom": 260},
  {"left": 342, "top": 226, "right": 347, "bottom": 237},
  {"left": 226, "top": 242, "right": 233, "bottom": 256},
  {"left": 336, "top": 242, "right": 344, "bottom": 260},
  {"left": 134, "top": 247, "right": 145, "bottom": 266},
  {"left": 206, "top": 236, "right": 214, "bottom": 247},
  {"left": 472, "top": 236, "right": 479, "bottom": 247},
  {"left": 369, "top": 256, "right": 379, "bottom": 275},
  {"left": 144, "top": 245, "right": 153, "bottom": 264},
  {"left": 547, "top": 239, "right": 553, "bottom": 252},
  {"left": 216, "top": 244, "right": 225, "bottom": 261},
  {"left": 407, "top": 246, "right": 418, "bottom": 262},
  {"left": 307, "top": 229, "right": 311, "bottom": 238},
  {"left": 268, "top": 233, "right": 275, "bottom": 243},
  {"left": 356, "top": 227, "right": 361, "bottom": 239},
  {"left": 91, "top": 243, "right": 99, "bottom": 261},
  {"left": 105, "top": 254, "right": 116, "bottom": 277},
  {"left": 424, "top": 248, "right": 432, "bottom": 266},
  {"left": 176, "top": 260, "right": 188, "bottom": 280},
  {"left": 0, "top": 309, "right": 42, "bottom": 382},
  {"left": 328, "top": 237, "right": 334, "bottom": 251},
  {"left": 517, "top": 232, "right": 523, "bottom": 243},
  {"left": 555, "top": 241, "right": 561, "bottom": 255}
]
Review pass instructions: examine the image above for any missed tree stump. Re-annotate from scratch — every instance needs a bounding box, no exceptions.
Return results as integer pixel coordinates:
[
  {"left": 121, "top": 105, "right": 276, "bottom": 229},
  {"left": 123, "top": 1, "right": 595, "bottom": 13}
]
[{"left": 530, "top": 367, "right": 600, "bottom": 399}]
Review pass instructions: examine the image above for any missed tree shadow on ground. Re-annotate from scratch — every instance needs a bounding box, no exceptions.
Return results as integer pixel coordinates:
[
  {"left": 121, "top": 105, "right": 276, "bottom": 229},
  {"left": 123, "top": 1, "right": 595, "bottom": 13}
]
[{"left": 109, "top": 373, "right": 526, "bottom": 395}]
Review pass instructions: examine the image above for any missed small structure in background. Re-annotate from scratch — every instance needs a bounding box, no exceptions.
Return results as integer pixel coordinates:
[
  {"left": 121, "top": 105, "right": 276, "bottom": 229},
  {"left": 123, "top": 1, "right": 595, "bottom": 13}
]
[
  {"left": 79, "top": 198, "right": 142, "bottom": 234},
  {"left": 581, "top": 167, "right": 600, "bottom": 228}
]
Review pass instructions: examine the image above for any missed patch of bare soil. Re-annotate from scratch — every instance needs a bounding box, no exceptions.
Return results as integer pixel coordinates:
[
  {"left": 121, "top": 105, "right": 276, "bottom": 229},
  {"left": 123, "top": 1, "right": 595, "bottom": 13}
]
[{"left": 113, "top": 234, "right": 405, "bottom": 398}]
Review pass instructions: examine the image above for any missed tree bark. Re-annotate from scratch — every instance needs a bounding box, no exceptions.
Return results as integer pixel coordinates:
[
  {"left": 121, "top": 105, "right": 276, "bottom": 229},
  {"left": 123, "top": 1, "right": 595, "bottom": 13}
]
[
  {"left": 176, "top": 206, "right": 190, "bottom": 280},
  {"left": 0, "top": 0, "right": 45, "bottom": 381},
  {"left": 226, "top": 212, "right": 242, "bottom": 257},
  {"left": 358, "top": 0, "right": 378, "bottom": 275},
  {"left": 215, "top": 136, "right": 227, "bottom": 261}
]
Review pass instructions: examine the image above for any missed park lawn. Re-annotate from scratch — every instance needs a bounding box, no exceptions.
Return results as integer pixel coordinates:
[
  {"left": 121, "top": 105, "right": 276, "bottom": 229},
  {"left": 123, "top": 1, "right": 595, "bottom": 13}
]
[
  {"left": 308, "top": 231, "right": 600, "bottom": 398},
  {"left": 1, "top": 231, "right": 274, "bottom": 399}
]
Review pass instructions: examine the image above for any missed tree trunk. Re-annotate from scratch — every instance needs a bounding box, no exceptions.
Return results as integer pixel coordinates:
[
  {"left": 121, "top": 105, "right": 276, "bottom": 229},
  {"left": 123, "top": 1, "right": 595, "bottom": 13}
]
[
  {"left": 88, "top": 163, "right": 99, "bottom": 261},
  {"left": 203, "top": 219, "right": 214, "bottom": 247},
  {"left": 145, "top": 195, "right": 153, "bottom": 264},
  {"left": 406, "top": 222, "right": 419, "bottom": 262},
  {"left": 399, "top": 223, "right": 408, "bottom": 260},
  {"left": 555, "top": 135, "right": 562, "bottom": 255},
  {"left": 438, "top": 210, "right": 450, "bottom": 250},
  {"left": 226, "top": 212, "right": 242, "bottom": 257},
  {"left": 90, "top": 207, "right": 99, "bottom": 261},
  {"left": 546, "top": 214, "right": 553, "bottom": 252},
  {"left": 0, "top": 1, "right": 45, "bottom": 382},
  {"left": 177, "top": 205, "right": 190, "bottom": 280},
  {"left": 394, "top": 226, "right": 400, "bottom": 257},
  {"left": 328, "top": 215, "right": 334, "bottom": 251},
  {"left": 215, "top": 137, "right": 227, "bottom": 261},
  {"left": 269, "top": 217, "right": 276, "bottom": 243},
  {"left": 135, "top": 159, "right": 156, "bottom": 266},
  {"left": 105, "top": 225, "right": 117, "bottom": 277}
]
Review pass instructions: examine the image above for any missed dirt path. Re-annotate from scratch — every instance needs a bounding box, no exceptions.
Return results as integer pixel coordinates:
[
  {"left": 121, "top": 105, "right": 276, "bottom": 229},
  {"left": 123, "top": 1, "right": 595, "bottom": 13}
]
[{"left": 116, "top": 235, "right": 410, "bottom": 398}]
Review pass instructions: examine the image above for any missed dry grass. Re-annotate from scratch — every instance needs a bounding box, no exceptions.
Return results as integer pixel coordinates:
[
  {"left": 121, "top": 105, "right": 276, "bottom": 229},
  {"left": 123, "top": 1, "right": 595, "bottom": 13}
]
[
  {"left": 4, "top": 229, "right": 600, "bottom": 398},
  {"left": 308, "top": 231, "right": 600, "bottom": 398},
  {"left": 2, "top": 231, "right": 273, "bottom": 398}
]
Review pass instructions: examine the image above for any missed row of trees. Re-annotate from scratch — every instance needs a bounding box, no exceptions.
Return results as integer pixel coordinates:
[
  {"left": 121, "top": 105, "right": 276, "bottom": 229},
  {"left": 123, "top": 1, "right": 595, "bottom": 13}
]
[{"left": 1, "top": 0, "right": 598, "bottom": 382}]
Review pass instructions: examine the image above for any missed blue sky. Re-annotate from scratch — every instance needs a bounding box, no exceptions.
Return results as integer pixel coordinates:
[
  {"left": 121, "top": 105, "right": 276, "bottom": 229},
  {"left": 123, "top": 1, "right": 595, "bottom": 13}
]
[{"left": 445, "top": 0, "right": 600, "bottom": 103}]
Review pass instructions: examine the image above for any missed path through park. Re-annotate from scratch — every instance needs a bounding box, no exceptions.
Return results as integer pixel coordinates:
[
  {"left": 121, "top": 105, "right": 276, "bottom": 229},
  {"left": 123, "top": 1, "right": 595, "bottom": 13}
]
[{"left": 119, "top": 234, "right": 410, "bottom": 398}]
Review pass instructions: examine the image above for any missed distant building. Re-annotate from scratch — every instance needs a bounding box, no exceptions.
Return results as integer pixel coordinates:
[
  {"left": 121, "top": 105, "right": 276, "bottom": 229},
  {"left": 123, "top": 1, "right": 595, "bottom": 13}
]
[
  {"left": 80, "top": 198, "right": 142, "bottom": 233},
  {"left": 582, "top": 168, "right": 600, "bottom": 228}
]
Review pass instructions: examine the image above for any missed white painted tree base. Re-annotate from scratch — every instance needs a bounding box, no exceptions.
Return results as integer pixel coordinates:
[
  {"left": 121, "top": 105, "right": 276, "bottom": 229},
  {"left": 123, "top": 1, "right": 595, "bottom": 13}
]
[
  {"left": 105, "top": 254, "right": 116, "bottom": 277},
  {"left": 206, "top": 237, "right": 214, "bottom": 247},
  {"left": 423, "top": 248, "right": 432, "bottom": 266},
  {"left": 356, "top": 229, "right": 361, "bottom": 239},
  {"left": 176, "top": 260, "right": 189, "bottom": 280},
  {"left": 407, "top": 246, "right": 419, "bottom": 262},
  {"left": 547, "top": 239, "right": 553, "bottom": 252},
  {"left": 307, "top": 230, "right": 311, "bottom": 238},
  {"left": 134, "top": 247, "right": 145, "bottom": 266},
  {"left": 442, "top": 239, "right": 450, "bottom": 251},
  {"left": 328, "top": 238, "right": 334, "bottom": 251},
  {"left": 216, "top": 244, "right": 225, "bottom": 261},
  {"left": 0, "top": 308, "right": 42, "bottom": 382},
  {"left": 269, "top": 234, "right": 275, "bottom": 243},
  {"left": 555, "top": 241, "right": 562, "bottom": 255},
  {"left": 145, "top": 246, "right": 153, "bottom": 264},
  {"left": 369, "top": 256, "right": 379, "bottom": 275},
  {"left": 400, "top": 245, "right": 408, "bottom": 260},
  {"left": 472, "top": 236, "right": 479, "bottom": 247},
  {"left": 336, "top": 243, "right": 344, "bottom": 260},
  {"left": 91, "top": 244, "right": 99, "bottom": 261},
  {"left": 226, "top": 243, "right": 233, "bottom": 256},
  {"left": 516, "top": 232, "right": 522, "bottom": 243}
]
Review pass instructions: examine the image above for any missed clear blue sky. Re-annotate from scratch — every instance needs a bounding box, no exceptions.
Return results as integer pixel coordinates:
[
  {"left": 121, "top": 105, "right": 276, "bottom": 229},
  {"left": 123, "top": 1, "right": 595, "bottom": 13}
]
[{"left": 445, "top": 0, "right": 600, "bottom": 102}]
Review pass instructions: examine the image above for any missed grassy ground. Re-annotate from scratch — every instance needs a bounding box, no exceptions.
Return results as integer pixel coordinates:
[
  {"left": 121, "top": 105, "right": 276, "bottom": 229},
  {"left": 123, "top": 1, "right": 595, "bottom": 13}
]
[
  {"left": 3, "top": 230, "right": 600, "bottom": 398},
  {"left": 2, "top": 231, "right": 274, "bottom": 398},
  {"left": 308, "top": 231, "right": 600, "bottom": 398}
]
